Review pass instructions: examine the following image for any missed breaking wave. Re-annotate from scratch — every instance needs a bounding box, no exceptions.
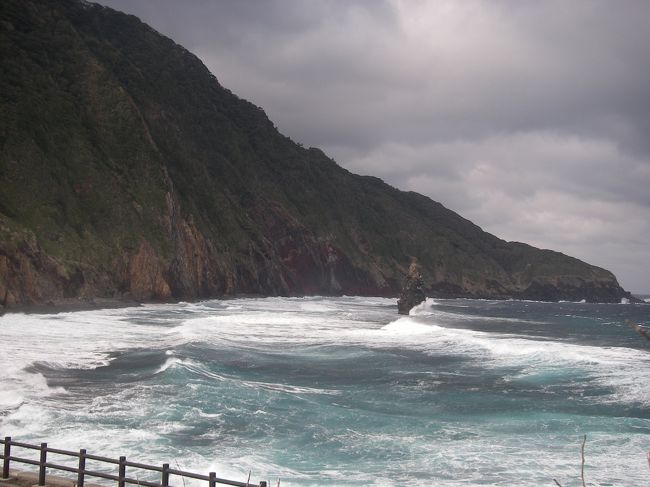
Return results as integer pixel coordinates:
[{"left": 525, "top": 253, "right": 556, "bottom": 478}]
[{"left": 1, "top": 296, "right": 648, "bottom": 485}]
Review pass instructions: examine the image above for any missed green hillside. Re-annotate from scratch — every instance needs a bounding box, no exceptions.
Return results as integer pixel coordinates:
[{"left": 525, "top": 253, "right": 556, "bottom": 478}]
[{"left": 0, "top": 0, "right": 633, "bottom": 309}]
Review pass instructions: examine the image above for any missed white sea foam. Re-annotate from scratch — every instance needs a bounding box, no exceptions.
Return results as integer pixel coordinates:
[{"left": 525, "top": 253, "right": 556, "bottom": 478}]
[
  {"left": 408, "top": 297, "right": 439, "bottom": 314},
  {"left": 353, "top": 310, "right": 650, "bottom": 407},
  {"left": 0, "top": 305, "right": 174, "bottom": 432},
  {"left": 299, "top": 302, "right": 335, "bottom": 313},
  {"left": 163, "top": 300, "right": 650, "bottom": 406},
  {"left": 239, "top": 380, "right": 341, "bottom": 396},
  {"left": 0, "top": 390, "right": 24, "bottom": 411},
  {"left": 409, "top": 297, "right": 546, "bottom": 324},
  {"left": 153, "top": 357, "right": 184, "bottom": 374},
  {"left": 1, "top": 296, "right": 649, "bottom": 486},
  {"left": 380, "top": 317, "right": 436, "bottom": 335}
]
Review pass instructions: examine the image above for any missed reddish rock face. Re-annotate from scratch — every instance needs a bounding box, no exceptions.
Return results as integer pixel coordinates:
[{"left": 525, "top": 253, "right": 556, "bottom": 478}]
[
  {"left": 0, "top": 0, "right": 636, "bottom": 309},
  {"left": 124, "top": 241, "right": 171, "bottom": 300},
  {"left": 0, "top": 233, "right": 81, "bottom": 308}
]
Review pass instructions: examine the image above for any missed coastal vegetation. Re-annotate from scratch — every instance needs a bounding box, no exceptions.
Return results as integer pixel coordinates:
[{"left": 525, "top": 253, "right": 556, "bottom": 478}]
[{"left": 0, "top": 0, "right": 635, "bottom": 310}]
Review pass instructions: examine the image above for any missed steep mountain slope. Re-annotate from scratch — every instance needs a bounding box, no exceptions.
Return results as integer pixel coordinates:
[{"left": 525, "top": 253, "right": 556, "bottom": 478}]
[{"left": 0, "top": 0, "right": 633, "bottom": 310}]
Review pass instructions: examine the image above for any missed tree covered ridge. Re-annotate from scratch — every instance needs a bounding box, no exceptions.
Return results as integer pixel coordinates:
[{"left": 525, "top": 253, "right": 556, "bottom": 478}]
[{"left": 0, "top": 0, "right": 634, "bottom": 309}]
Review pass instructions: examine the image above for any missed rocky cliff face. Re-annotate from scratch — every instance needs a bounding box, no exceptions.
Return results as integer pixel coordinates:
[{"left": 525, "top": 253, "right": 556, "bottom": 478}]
[{"left": 0, "top": 0, "right": 636, "bottom": 310}]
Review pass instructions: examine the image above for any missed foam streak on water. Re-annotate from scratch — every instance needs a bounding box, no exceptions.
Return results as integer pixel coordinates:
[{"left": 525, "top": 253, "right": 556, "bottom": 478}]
[{"left": 0, "top": 297, "right": 649, "bottom": 486}]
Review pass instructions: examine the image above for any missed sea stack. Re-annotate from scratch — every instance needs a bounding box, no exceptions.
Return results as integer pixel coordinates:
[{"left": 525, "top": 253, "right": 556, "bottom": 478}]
[{"left": 397, "top": 261, "right": 426, "bottom": 314}]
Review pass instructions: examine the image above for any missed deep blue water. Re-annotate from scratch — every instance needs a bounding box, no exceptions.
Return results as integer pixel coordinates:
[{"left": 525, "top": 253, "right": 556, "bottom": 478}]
[{"left": 1, "top": 297, "right": 648, "bottom": 486}]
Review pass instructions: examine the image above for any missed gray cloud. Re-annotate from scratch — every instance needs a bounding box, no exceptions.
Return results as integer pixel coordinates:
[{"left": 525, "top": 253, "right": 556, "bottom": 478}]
[{"left": 99, "top": 0, "right": 650, "bottom": 292}]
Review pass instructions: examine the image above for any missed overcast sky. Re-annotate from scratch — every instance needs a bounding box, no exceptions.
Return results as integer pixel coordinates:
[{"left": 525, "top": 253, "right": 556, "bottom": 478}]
[{"left": 99, "top": 0, "right": 650, "bottom": 293}]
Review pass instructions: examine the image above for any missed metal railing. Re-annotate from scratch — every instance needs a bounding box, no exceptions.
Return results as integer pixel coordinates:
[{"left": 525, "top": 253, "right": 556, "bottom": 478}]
[{"left": 1, "top": 437, "right": 266, "bottom": 487}]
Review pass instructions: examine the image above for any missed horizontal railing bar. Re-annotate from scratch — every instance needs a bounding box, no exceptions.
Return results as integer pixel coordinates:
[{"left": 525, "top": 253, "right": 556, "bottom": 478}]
[
  {"left": 83, "top": 469, "right": 121, "bottom": 482},
  {"left": 85, "top": 471, "right": 184, "bottom": 487},
  {"left": 214, "top": 480, "right": 252, "bottom": 487},
  {"left": 47, "top": 447, "right": 80, "bottom": 458},
  {"left": 2, "top": 437, "right": 264, "bottom": 487},
  {"left": 166, "top": 468, "right": 255, "bottom": 486},
  {"left": 3, "top": 454, "right": 79, "bottom": 466},
  {"left": 124, "top": 460, "right": 163, "bottom": 472},
  {"left": 167, "top": 468, "right": 210, "bottom": 481},
  {"left": 85, "top": 453, "right": 120, "bottom": 464},
  {"left": 204, "top": 476, "right": 251, "bottom": 487},
  {"left": 44, "top": 463, "right": 78, "bottom": 474},
  {"left": 5, "top": 456, "right": 40, "bottom": 467},
  {"left": 7, "top": 457, "right": 164, "bottom": 487},
  {"left": 121, "top": 477, "right": 161, "bottom": 487},
  {"left": 170, "top": 471, "right": 256, "bottom": 487},
  {"left": 2, "top": 440, "right": 39, "bottom": 450},
  {"left": 85, "top": 472, "right": 174, "bottom": 487},
  {"left": 4, "top": 453, "right": 221, "bottom": 485}
]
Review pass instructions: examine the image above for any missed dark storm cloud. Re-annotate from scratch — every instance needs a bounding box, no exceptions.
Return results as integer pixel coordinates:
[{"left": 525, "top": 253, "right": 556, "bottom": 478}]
[{"left": 98, "top": 0, "right": 650, "bottom": 292}]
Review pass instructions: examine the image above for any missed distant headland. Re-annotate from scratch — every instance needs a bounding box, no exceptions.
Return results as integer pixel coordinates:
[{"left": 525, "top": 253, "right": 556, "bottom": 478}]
[{"left": 0, "top": 0, "right": 637, "bottom": 311}]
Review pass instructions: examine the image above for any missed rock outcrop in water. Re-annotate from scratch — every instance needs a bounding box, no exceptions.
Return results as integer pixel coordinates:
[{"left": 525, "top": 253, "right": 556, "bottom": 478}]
[
  {"left": 397, "top": 262, "right": 426, "bottom": 315},
  {"left": 0, "top": 0, "right": 637, "bottom": 310}
]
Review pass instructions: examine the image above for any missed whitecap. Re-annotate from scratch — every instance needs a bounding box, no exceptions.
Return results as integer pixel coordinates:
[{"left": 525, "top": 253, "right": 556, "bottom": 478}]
[
  {"left": 239, "top": 380, "right": 341, "bottom": 396},
  {"left": 408, "top": 297, "right": 439, "bottom": 315},
  {"left": 2, "top": 295, "right": 649, "bottom": 485},
  {"left": 299, "top": 302, "right": 334, "bottom": 312},
  {"left": 380, "top": 317, "right": 437, "bottom": 335},
  {"left": 153, "top": 357, "right": 184, "bottom": 374}
]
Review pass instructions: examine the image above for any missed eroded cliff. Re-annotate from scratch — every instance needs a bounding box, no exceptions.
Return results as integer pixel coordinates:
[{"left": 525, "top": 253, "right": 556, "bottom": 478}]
[{"left": 0, "top": 0, "right": 635, "bottom": 310}]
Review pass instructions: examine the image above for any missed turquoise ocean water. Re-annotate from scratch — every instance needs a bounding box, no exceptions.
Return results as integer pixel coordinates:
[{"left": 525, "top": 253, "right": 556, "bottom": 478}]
[{"left": 1, "top": 297, "right": 648, "bottom": 486}]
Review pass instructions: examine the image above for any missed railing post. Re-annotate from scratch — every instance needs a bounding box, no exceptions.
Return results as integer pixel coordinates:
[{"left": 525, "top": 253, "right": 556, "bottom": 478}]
[
  {"left": 209, "top": 471, "right": 216, "bottom": 487},
  {"left": 2, "top": 437, "right": 10, "bottom": 479},
  {"left": 161, "top": 463, "right": 169, "bottom": 487},
  {"left": 38, "top": 443, "right": 47, "bottom": 486},
  {"left": 118, "top": 456, "right": 126, "bottom": 487},
  {"left": 77, "top": 449, "right": 86, "bottom": 487}
]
